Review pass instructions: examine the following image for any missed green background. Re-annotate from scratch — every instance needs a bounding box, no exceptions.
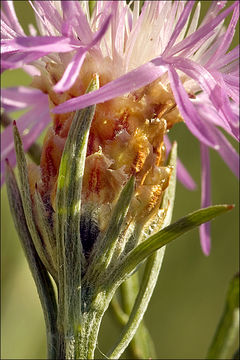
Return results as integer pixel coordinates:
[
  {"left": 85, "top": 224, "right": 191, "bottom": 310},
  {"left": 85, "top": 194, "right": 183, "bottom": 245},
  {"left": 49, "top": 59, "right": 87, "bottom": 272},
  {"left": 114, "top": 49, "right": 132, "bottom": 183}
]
[{"left": 1, "top": 1, "right": 239, "bottom": 359}]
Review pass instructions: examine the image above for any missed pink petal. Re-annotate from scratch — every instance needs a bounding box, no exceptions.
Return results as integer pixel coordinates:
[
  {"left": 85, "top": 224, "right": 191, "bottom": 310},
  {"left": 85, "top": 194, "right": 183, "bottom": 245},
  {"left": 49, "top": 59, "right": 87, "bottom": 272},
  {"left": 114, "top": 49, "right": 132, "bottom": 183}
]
[
  {"left": 167, "top": 2, "right": 237, "bottom": 57},
  {"left": 34, "top": 1, "right": 63, "bottom": 33},
  {"left": 1, "top": 1, "right": 25, "bottom": 36},
  {"left": 53, "top": 57, "right": 168, "bottom": 113},
  {"left": 215, "top": 128, "right": 239, "bottom": 178},
  {"left": 199, "top": 144, "right": 211, "bottom": 256},
  {"left": 61, "top": 1, "right": 93, "bottom": 43},
  {"left": 165, "top": 135, "right": 197, "bottom": 190},
  {"left": 213, "top": 46, "right": 239, "bottom": 70},
  {"left": 53, "top": 15, "right": 111, "bottom": 93},
  {"left": 1, "top": 52, "right": 45, "bottom": 71},
  {"left": 1, "top": 87, "right": 46, "bottom": 111},
  {"left": 172, "top": 57, "right": 237, "bottom": 139},
  {"left": 167, "top": 64, "right": 219, "bottom": 148},
  {"left": 1, "top": 101, "right": 51, "bottom": 185},
  {"left": 1, "top": 95, "right": 50, "bottom": 158},
  {"left": 12, "top": 36, "right": 76, "bottom": 53},
  {"left": 1, "top": 18, "right": 19, "bottom": 39},
  {"left": 177, "top": 158, "right": 197, "bottom": 191},
  {"left": 205, "top": 4, "right": 239, "bottom": 67},
  {"left": 163, "top": 1, "right": 194, "bottom": 55},
  {"left": 53, "top": 48, "right": 87, "bottom": 93}
]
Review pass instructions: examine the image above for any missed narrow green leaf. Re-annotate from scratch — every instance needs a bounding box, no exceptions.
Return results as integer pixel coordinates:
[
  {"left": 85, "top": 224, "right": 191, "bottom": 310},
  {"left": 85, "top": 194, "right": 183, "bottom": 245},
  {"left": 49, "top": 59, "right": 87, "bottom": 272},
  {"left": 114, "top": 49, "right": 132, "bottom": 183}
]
[
  {"left": 13, "top": 122, "right": 57, "bottom": 281},
  {"left": 160, "top": 141, "right": 177, "bottom": 227},
  {"left": 86, "top": 176, "right": 135, "bottom": 284},
  {"left": 110, "top": 204, "right": 233, "bottom": 286},
  {"left": 108, "top": 143, "right": 177, "bottom": 359},
  {"left": 5, "top": 161, "right": 58, "bottom": 359},
  {"left": 33, "top": 187, "right": 57, "bottom": 269},
  {"left": 55, "top": 75, "right": 99, "bottom": 352},
  {"left": 110, "top": 295, "right": 129, "bottom": 326},
  {"left": 207, "top": 274, "right": 239, "bottom": 359}
]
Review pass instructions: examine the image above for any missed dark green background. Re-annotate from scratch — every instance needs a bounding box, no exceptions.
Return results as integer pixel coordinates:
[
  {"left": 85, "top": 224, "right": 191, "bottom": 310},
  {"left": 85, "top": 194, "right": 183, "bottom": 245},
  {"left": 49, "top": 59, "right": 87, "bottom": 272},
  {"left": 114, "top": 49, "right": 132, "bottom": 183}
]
[{"left": 1, "top": 1, "right": 239, "bottom": 359}]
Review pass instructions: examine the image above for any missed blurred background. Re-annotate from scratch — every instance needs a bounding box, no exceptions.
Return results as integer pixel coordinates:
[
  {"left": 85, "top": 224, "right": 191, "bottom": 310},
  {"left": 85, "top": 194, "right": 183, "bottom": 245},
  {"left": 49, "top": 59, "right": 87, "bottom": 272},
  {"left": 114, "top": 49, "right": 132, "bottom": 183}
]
[{"left": 1, "top": 1, "right": 239, "bottom": 359}]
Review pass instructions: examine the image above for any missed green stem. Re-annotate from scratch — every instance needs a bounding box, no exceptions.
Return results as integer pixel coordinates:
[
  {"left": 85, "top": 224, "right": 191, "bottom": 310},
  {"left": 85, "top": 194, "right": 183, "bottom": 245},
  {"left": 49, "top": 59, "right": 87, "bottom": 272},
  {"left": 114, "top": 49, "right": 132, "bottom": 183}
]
[
  {"left": 108, "top": 250, "right": 164, "bottom": 359},
  {"left": 206, "top": 274, "right": 239, "bottom": 359},
  {"left": 120, "top": 273, "right": 156, "bottom": 359},
  {"left": 109, "top": 295, "right": 129, "bottom": 325},
  {"left": 76, "top": 291, "right": 109, "bottom": 359}
]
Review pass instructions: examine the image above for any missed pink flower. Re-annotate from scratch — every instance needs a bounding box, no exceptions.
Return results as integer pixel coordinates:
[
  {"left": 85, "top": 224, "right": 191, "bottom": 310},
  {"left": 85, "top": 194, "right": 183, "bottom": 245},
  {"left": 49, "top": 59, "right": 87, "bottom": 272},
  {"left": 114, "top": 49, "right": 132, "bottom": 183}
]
[{"left": 1, "top": 1, "right": 239, "bottom": 255}]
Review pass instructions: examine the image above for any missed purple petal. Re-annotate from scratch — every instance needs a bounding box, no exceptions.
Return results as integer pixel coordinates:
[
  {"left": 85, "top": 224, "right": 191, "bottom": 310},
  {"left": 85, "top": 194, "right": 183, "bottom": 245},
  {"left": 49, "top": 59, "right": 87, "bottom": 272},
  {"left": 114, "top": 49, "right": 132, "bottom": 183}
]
[
  {"left": 53, "top": 57, "right": 168, "bottom": 113},
  {"left": 163, "top": 1, "right": 194, "bottom": 55},
  {"left": 1, "top": 1, "right": 25, "bottom": 36},
  {"left": 167, "top": 64, "right": 219, "bottom": 148},
  {"left": 215, "top": 128, "right": 239, "bottom": 178},
  {"left": 61, "top": 1, "right": 93, "bottom": 43},
  {"left": 53, "top": 15, "right": 111, "bottom": 93},
  {"left": 205, "top": 4, "right": 239, "bottom": 67},
  {"left": 1, "top": 100, "right": 52, "bottom": 185},
  {"left": 201, "top": 1, "right": 227, "bottom": 25},
  {"left": 1, "top": 19, "right": 19, "bottom": 39},
  {"left": 1, "top": 87, "right": 46, "bottom": 112},
  {"left": 34, "top": 1, "right": 63, "bottom": 33},
  {"left": 199, "top": 144, "right": 211, "bottom": 256},
  {"left": 165, "top": 135, "right": 197, "bottom": 190},
  {"left": 167, "top": 2, "right": 237, "bottom": 57},
  {"left": 12, "top": 36, "right": 76, "bottom": 53},
  {"left": 1, "top": 94, "right": 50, "bottom": 158},
  {"left": 193, "top": 96, "right": 239, "bottom": 178},
  {"left": 172, "top": 57, "right": 236, "bottom": 139},
  {"left": 213, "top": 45, "right": 239, "bottom": 70},
  {"left": 1, "top": 40, "right": 20, "bottom": 55},
  {"left": 1, "top": 51, "right": 46, "bottom": 71},
  {"left": 88, "top": 14, "right": 112, "bottom": 48},
  {"left": 53, "top": 48, "right": 87, "bottom": 93},
  {"left": 177, "top": 158, "right": 197, "bottom": 191}
]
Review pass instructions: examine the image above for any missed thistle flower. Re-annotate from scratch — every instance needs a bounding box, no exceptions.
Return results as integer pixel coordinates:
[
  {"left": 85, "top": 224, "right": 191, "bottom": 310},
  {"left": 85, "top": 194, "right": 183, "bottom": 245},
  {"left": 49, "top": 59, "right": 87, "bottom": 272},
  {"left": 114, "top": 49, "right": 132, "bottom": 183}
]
[{"left": 1, "top": 0, "right": 239, "bottom": 256}]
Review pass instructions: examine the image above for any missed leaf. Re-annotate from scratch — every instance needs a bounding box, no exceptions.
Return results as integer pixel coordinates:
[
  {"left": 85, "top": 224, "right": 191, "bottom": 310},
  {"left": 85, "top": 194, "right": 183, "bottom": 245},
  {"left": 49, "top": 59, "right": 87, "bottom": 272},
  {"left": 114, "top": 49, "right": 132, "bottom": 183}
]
[
  {"left": 5, "top": 160, "right": 58, "bottom": 359},
  {"left": 206, "top": 274, "right": 239, "bottom": 359},
  {"left": 33, "top": 187, "right": 57, "bottom": 269},
  {"left": 13, "top": 121, "right": 57, "bottom": 281},
  {"left": 86, "top": 176, "right": 135, "bottom": 284},
  {"left": 55, "top": 75, "right": 99, "bottom": 346},
  {"left": 110, "top": 204, "right": 234, "bottom": 286}
]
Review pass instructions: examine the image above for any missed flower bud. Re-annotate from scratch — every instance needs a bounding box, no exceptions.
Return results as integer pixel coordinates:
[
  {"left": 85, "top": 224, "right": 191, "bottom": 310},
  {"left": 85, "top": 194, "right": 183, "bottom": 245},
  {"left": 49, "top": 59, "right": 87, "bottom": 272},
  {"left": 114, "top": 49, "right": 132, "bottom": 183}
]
[{"left": 28, "top": 58, "right": 177, "bottom": 258}]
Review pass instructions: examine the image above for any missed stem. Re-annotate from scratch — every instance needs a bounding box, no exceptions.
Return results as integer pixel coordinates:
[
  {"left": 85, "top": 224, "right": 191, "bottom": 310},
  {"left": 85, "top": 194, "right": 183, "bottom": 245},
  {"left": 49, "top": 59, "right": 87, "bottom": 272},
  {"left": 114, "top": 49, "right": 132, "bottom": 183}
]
[
  {"left": 206, "top": 274, "right": 239, "bottom": 359},
  {"left": 120, "top": 274, "right": 156, "bottom": 359},
  {"left": 108, "top": 249, "right": 165, "bottom": 359},
  {"left": 76, "top": 291, "right": 110, "bottom": 359}
]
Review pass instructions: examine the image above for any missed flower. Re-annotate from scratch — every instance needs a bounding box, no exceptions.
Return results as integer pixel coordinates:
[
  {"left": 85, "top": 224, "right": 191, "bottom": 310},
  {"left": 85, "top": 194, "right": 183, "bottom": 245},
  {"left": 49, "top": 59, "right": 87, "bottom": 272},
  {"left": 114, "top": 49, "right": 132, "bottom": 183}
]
[{"left": 1, "top": 1, "right": 239, "bottom": 255}]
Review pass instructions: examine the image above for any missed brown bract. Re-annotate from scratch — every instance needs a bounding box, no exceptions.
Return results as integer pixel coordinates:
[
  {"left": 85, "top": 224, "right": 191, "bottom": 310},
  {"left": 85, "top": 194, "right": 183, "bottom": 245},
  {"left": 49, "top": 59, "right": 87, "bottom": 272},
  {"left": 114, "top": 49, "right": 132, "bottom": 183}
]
[{"left": 28, "top": 55, "right": 181, "bottom": 232}]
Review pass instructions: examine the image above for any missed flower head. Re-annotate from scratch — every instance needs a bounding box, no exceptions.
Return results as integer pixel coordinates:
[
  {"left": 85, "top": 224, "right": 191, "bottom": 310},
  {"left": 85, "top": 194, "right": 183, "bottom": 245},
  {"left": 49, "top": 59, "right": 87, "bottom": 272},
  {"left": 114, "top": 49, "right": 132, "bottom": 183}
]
[{"left": 1, "top": 1, "right": 239, "bottom": 254}]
